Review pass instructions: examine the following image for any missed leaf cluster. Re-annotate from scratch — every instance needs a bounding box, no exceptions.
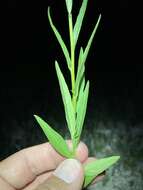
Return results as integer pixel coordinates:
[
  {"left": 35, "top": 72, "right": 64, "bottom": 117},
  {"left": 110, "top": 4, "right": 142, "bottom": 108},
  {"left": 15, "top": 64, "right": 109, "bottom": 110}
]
[{"left": 34, "top": 0, "right": 120, "bottom": 187}]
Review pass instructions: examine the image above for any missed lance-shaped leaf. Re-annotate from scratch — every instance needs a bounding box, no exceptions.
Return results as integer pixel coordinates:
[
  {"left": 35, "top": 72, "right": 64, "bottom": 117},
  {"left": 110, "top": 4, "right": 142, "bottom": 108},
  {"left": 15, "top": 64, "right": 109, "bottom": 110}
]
[
  {"left": 48, "top": 7, "right": 71, "bottom": 70},
  {"left": 65, "top": 0, "right": 73, "bottom": 14},
  {"left": 34, "top": 115, "right": 71, "bottom": 158},
  {"left": 75, "top": 81, "right": 89, "bottom": 146},
  {"left": 83, "top": 14, "right": 101, "bottom": 65},
  {"left": 55, "top": 61, "right": 76, "bottom": 138},
  {"left": 74, "top": 0, "right": 88, "bottom": 46},
  {"left": 75, "top": 47, "right": 85, "bottom": 98},
  {"left": 84, "top": 156, "right": 120, "bottom": 187},
  {"left": 79, "top": 76, "right": 85, "bottom": 96}
]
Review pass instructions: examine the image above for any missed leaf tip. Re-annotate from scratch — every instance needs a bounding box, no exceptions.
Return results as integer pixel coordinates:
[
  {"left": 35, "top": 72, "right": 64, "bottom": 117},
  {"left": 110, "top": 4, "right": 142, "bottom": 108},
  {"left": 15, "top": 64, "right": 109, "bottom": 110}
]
[
  {"left": 34, "top": 114, "right": 39, "bottom": 121},
  {"left": 34, "top": 114, "right": 37, "bottom": 118},
  {"left": 55, "top": 60, "right": 59, "bottom": 72},
  {"left": 55, "top": 60, "right": 58, "bottom": 66},
  {"left": 113, "top": 155, "right": 120, "bottom": 162},
  {"left": 47, "top": 6, "right": 50, "bottom": 13},
  {"left": 47, "top": 6, "right": 52, "bottom": 22},
  {"left": 86, "top": 80, "right": 90, "bottom": 90},
  {"left": 98, "top": 14, "right": 102, "bottom": 24}
]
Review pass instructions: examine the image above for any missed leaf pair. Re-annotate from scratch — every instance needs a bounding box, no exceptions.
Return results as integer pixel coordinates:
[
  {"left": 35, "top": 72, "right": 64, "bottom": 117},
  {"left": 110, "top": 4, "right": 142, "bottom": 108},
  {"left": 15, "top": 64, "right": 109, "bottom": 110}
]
[
  {"left": 34, "top": 114, "right": 120, "bottom": 188},
  {"left": 34, "top": 113, "right": 120, "bottom": 187}
]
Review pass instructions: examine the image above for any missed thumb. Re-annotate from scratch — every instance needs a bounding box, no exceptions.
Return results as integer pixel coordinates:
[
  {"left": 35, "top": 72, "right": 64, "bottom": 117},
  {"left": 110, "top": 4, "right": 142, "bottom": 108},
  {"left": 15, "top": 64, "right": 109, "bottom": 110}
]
[{"left": 36, "top": 159, "right": 84, "bottom": 190}]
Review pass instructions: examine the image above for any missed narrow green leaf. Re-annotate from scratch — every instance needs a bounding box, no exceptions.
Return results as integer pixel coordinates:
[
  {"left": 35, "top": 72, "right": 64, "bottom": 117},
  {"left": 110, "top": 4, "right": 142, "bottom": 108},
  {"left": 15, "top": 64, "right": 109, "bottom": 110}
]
[
  {"left": 74, "top": 0, "right": 88, "bottom": 46},
  {"left": 55, "top": 61, "right": 76, "bottom": 138},
  {"left": 79, "top": 77, "right": 85, "bottom": 96},
  {"left": 83, "top": 14, "right": 101, "bottom": 65},
  {"left": 75, "top": 81, "right": 89, "bottom": 146},
  {"left": 47, "top": 7, "right": 71, "bottom": 70},
  {"left": 34, "top": 115, "right": 71, "bottom": 158},
  {"left": 84, "top": 156, "right": 120, "bottom": 187},
  {"left": 65, "top": 0, "right": 73, "bottom": 13},
  {"left": 76, "top": 76, "right": 85, "bottom": 112},
  {"left": 75, "top": 47, "right": 85, "bottom": 98}
]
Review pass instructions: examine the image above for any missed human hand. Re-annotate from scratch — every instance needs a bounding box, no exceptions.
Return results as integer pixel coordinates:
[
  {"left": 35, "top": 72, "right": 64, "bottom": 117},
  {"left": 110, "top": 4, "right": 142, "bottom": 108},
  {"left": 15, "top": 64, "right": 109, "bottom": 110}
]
[{"left": 0, "top": 141, "right": 104, "bottom": 190}]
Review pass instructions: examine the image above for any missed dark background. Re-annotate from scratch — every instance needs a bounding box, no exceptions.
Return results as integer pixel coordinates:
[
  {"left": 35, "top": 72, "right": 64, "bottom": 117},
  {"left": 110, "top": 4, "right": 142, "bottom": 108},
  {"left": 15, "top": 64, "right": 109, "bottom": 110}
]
[{"left": 0, "top": 0, "right": 142, "bottom": 158}]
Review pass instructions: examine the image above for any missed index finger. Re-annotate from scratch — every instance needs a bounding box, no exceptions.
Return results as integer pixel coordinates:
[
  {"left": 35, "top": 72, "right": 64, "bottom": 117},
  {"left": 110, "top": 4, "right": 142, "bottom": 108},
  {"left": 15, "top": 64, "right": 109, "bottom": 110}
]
[{"left": 0, "top": 141, "right": 88, "bottom": 189}]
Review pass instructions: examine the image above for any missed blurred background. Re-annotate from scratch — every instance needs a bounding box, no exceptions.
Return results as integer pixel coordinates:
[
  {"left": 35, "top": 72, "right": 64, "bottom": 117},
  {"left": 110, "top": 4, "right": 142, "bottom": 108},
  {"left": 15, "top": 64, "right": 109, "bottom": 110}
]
[{"left": 1, "top": 0, "right": 143, "bottom": 189}]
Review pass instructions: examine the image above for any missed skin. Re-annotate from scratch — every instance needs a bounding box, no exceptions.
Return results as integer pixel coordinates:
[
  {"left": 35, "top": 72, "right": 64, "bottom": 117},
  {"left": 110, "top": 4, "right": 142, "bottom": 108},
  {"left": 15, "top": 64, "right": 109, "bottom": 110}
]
[{"left": 0, "top": 141, "right": 104, "bottom": 190}]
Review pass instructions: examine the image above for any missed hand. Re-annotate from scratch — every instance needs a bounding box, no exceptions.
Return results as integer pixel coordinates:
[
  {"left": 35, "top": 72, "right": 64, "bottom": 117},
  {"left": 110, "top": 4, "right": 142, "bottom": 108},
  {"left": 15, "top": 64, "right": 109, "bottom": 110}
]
[{"left": 0, "top": 141, "right": 104, "bottom": 190}]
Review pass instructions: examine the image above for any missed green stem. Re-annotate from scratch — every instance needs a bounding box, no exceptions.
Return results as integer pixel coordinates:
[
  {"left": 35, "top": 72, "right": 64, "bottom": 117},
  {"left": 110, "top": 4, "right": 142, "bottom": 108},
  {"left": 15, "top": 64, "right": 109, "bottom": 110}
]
[
  {"left": 68, "top": 13, "right": 77, "bottom": 155},
  {"left": 68, "top": 14, "right": 76, "bottom": 111}
]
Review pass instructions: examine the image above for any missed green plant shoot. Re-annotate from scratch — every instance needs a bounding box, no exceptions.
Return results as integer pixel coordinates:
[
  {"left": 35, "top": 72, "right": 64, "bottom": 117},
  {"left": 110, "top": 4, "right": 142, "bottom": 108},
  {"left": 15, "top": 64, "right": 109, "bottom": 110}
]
[{"left": 34, "top": 0, "right": 120, "bottom": 187}]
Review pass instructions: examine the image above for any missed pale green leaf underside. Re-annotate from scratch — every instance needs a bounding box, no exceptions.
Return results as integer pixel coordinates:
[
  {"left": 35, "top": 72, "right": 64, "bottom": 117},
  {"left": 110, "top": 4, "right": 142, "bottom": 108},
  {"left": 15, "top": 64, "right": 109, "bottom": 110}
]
[
  {"left": 55, "top": 61, "right": 76, "bottom": 138},
  {"left": 84, "top": 156, "right": 120, "bottom": 187},
  {"left": 74, "top": 0, "right": 88, "bottom": 46},
  {"left": 47, "top": 7, "right": 71, "bottom": 70},
  {"left": 83, "top": 14, "right": 101, "bottom": 65},
  {"left": 34, "top": 115, "right": 71, "bottom": 158},
  {"left": 76, "top": 76, "right": 85, "bottom": 111},
  {"left": 75, "top": 47, "right": 84, "bottom": 98},
  {"left": 75, "top": 81, "right": 89, "bottom": 146},
  {"left": 65, "top": 0, "right": 73, "bottom": 14},
  {"left": 76, "top": 76, "right": 85, "bottom": 113}
]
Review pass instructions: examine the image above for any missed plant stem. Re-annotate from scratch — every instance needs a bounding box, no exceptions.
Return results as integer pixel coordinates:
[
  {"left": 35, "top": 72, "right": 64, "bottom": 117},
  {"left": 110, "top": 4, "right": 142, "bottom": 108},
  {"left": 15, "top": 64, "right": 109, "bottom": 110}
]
[
  {"left": 68, "top": 13, "right": 76, "bottom": 111},
  {"left": 68, "top": 13, "right": 77, "bottom": 155}
]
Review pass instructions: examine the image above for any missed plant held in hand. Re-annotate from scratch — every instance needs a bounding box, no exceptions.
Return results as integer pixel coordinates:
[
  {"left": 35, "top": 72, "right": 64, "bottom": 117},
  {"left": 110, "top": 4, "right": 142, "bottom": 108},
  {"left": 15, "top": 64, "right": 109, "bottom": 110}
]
[{"left": 34, "top": 0, "right": 120, "bottom": 187}]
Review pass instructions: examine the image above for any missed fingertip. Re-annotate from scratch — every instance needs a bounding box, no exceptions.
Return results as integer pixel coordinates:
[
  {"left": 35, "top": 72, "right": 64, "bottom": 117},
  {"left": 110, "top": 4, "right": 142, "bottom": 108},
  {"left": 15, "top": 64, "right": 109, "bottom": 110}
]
[
  {"left": 75, "top": 141, "right": 89, "bottom": 162},
  {"left": 66, "top": 140, "right": 89, "bottom": 162},
  {"left": 53, "top": 159, "right": 83, "bottom": 183}
]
